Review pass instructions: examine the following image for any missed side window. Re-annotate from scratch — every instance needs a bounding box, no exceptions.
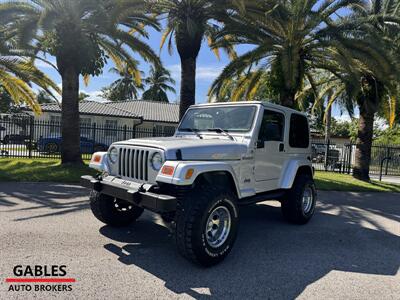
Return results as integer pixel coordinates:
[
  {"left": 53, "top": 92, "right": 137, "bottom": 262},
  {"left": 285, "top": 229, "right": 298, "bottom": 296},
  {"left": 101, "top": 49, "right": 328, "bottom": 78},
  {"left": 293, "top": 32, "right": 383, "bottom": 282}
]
[
  {"left": 289, "top": 114, "right": 309, "bottom": 148},
  {"left": 257, "top": 110, "right": 285, "bottom": 146}
]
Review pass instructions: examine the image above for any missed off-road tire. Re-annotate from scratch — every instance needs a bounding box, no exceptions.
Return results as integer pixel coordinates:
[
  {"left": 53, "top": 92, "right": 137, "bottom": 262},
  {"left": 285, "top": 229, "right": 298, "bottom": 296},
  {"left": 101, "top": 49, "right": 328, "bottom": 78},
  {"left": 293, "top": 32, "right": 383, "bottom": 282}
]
[
  {"left": 90, "top": 191, "right": 144, "bottom": 227},
  {"left": 175, "top": 183, "right": 239, "bottom": 267},
  {"left": 161, "top": 212, "right": 176, "bottom": 223},
  {"left": 281, "top": 174, "right": 316, "bottom": 224}
]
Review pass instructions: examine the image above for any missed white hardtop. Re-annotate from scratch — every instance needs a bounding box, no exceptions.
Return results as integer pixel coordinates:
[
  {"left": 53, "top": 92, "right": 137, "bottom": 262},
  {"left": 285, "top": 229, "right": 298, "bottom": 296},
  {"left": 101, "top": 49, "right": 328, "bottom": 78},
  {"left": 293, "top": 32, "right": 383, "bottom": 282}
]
[{"left": 191, "top": 101, "right": 307, "bottom": 117}]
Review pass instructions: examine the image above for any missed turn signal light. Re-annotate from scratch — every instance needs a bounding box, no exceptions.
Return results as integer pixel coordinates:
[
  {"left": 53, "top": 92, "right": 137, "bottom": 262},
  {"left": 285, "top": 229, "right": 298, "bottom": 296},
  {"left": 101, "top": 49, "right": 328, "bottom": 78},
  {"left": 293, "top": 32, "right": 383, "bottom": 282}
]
[
  {"left": 185, "top": 168, "right": 194, "bottom": 179},
  {"left": 92, "top": 155, "right": 101, "bottom": 163},
  {"left": 161, "top": 165, "right": 175, "bottom": 176}
]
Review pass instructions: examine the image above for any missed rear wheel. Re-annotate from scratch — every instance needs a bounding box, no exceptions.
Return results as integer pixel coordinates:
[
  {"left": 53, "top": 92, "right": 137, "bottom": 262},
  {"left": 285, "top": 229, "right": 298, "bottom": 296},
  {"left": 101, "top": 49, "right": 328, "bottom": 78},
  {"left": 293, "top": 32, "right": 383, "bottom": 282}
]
[
  {"left": 90, "top": 191, "right": 144, "bottom": 227},
  {"left": 175, "top": 183, "right": 239, "bottom": 267},
  {"left": 281, "top": 174, "right": 316, "bottom": 224}
]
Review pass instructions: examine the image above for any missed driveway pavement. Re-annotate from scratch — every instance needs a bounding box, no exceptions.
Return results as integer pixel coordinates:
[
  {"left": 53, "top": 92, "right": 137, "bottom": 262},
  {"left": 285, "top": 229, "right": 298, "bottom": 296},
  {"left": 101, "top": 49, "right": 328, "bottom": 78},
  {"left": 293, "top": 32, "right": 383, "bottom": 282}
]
[
  {"left": 0, "top": 183, "right": 399, "bottom": 299},
  {"left": 370, "top": 175, "right": 400, "bottom": 185}
]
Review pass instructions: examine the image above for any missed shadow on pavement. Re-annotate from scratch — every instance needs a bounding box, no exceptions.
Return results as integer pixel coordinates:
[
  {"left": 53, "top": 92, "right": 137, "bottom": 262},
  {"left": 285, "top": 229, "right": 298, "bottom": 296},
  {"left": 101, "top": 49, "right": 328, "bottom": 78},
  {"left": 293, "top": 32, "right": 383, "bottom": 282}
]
[
  {"left": 100, "top": 193, "right": 400, "bottom": 299},
  {"left": 0, "top": 183, "right": 89, "bottom": 221}
]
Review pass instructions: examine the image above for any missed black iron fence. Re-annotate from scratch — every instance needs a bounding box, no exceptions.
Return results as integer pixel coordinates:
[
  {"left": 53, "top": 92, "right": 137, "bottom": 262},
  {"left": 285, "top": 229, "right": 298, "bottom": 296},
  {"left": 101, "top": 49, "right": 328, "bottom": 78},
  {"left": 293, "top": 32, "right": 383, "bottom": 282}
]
[
  {"left": 1, "top": 115, "right": 399, "bottom": 176},
  {"left": 311, "top": 139, "right": 400, "bottom": 176},
  {"left": 0, "top": 116, "right": 174, "bottom": 160}
]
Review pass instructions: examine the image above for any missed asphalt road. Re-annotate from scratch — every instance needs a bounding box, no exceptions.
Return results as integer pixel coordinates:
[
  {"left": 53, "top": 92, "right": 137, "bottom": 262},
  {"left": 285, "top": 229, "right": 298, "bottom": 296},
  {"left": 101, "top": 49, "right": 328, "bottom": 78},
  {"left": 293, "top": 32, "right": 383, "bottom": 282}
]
[{"left": 0, "top": 183, "right": 399, "bottom": 299}]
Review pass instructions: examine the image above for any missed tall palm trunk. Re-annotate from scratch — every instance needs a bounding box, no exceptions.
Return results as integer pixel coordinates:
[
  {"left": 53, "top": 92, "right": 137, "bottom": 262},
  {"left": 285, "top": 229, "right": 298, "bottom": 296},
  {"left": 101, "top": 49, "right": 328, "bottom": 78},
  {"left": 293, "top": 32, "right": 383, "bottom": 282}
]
[
  {"left": 353, "top": 106, "right": 375, "bottom": 181},
  {"left": 60, "top": 66, "right": 82, "bottom": 164},
  {"left": 280, "top": 90, "right": 296, "bottom": 108},
  {"left": 176, "top": 29, "right": 202, "bottom": 120},
  {"left": 179, "top": 56, "right": 196, "bottom": 120},
  {"left": 353, "top": 76, "right": 382, "bottom": 181}
]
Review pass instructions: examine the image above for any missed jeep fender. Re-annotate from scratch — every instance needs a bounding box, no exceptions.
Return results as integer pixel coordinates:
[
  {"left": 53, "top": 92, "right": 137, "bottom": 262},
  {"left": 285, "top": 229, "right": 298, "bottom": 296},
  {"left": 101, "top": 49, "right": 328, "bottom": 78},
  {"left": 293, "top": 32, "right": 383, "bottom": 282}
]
[
  {"left": 278, "top": 159, "right": 313, "bottom": 189},
  {"left": 156, "top": 161, "right": 242, "bottom": 197}
]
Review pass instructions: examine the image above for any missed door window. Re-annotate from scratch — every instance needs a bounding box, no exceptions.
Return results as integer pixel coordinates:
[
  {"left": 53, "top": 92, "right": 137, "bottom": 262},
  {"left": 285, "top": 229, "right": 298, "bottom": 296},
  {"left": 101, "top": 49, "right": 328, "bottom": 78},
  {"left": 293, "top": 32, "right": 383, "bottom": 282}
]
[{"left": 257, "top": 110, "right": 285, "bottom": 146}]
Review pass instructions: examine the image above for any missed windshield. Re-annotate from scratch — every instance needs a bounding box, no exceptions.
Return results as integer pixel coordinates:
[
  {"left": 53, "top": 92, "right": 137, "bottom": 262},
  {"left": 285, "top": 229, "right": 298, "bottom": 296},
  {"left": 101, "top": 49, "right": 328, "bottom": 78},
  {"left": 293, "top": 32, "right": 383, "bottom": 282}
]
[{"left": 179, "top": 105, "right": 257, "bottom": 133}]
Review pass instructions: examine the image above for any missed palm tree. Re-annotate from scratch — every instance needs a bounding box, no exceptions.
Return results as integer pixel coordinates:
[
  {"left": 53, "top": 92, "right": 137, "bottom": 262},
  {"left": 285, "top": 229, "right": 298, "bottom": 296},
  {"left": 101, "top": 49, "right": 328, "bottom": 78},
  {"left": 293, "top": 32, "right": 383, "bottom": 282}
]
[
  {"left": 0, "top": 30, "right": 59, "bottom": 113},
  {"left": 0, "top": 0, "right": 160, "bottom": 164},
  {"left": 142, "top": 66, "right": 176, "bottom": 102},
  {"left": 101, "top": 64, "right": 144, "bottom": 102},
  {"left": 151, "top": 0, "right": 235, "bottom": 119},
  {"left": 209, "top": 0, "right": 366, "bottom": 108},
  {"left": 312, "top": 0, "right": 400, "bottom": 181}
]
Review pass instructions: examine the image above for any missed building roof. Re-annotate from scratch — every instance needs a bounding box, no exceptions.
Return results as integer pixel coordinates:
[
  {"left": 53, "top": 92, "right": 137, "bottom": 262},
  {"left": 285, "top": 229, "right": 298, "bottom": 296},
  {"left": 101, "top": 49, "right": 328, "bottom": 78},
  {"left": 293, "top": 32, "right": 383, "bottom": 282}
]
[
  {"left": 106, "top": 100, "right": 180, "bottom": 123},
  {"left": 36, "top": 100, "right": 180, "bottom": 123},
  {"left": 39, "top": 101, "right": 140, "bottom": 119}
]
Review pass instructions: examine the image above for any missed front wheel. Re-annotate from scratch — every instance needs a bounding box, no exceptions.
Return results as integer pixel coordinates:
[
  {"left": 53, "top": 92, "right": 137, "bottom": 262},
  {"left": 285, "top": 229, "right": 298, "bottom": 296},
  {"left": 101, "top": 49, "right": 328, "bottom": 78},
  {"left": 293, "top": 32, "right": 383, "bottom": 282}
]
[
  {"left": 281, "top": 175, "right": 317, "bottom": 224},
  {"left": 175, "top": 184, "right": 239, "bottom": 267},
  {"left": 90, "top": 191, "right": 144, "bottom": 227}
]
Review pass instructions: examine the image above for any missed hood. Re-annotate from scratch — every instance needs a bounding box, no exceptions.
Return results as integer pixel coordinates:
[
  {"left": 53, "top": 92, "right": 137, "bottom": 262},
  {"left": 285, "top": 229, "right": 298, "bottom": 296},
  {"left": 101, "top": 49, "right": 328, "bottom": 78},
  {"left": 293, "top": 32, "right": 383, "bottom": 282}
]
[{"left": 114, "top": 136, "right": 248, "bottom": 160}]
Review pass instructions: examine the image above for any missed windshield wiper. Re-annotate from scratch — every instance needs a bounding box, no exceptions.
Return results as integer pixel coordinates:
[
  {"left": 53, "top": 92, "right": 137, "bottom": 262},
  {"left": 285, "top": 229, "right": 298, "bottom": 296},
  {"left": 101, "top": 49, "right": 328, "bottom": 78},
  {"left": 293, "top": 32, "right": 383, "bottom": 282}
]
[
  {"left": 207, "top": 128, "right": 235, "bottom": 141},
  {"left": 179, "top": 128, "right": 203, "bottom": 139}
]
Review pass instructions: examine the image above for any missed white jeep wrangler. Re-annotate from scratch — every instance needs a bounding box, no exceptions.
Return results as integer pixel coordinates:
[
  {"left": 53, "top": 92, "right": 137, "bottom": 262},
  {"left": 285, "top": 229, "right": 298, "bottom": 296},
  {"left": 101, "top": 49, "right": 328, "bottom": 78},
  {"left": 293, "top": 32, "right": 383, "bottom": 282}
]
[{"left": 81, "top": 101, "right": 316, "bottom": 266}]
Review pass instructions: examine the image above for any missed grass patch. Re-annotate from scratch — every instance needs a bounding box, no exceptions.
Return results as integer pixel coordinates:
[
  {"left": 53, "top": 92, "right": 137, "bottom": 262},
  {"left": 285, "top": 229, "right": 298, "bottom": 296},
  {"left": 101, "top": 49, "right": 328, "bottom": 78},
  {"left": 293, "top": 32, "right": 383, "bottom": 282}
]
[
  {"left": 0, "top": 158, "right": 95, "bottom": 183},
  {"left": 0, "top": 158, "right": 399, "bottom": 192},
  {"left": 315, "top": 171, "right": 400, "bottom": 193}
]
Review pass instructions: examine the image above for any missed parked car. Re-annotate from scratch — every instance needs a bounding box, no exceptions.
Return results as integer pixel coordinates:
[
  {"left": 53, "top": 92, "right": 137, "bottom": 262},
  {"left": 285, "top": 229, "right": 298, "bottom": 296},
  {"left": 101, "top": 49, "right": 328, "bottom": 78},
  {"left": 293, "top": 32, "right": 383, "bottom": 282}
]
[
  {"left": 82, "top": 101, "right": 317, "bottom": 267},
  {"left": 0, "top": 124, "right": 30, "bottom": 145},
  {"left": 38, "top": 136, "right": 108, "bottom": 153}
]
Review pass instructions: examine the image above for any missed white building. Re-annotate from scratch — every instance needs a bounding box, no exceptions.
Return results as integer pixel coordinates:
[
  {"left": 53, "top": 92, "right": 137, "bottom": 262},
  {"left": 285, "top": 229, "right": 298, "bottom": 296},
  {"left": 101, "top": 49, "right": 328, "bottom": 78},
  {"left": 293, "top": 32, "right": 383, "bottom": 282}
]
[{"left": 25, "top": 100, "right": 179, "bottom": 144}]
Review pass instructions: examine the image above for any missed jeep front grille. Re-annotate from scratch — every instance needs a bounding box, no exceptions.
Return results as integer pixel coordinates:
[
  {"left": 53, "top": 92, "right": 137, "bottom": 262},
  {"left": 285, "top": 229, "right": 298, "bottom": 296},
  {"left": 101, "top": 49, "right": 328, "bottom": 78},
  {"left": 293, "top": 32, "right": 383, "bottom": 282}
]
[{"left": 118, "top": 148, "right": 150, "bottom": 181}]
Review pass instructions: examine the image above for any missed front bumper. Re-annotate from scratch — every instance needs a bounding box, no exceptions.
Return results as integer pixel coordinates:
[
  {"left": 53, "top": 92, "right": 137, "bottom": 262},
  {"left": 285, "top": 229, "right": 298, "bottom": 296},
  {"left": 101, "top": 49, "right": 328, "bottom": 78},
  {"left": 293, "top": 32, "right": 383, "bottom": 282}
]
[{"left": 81, "top": 175, "right": 176, "bottom": 213}]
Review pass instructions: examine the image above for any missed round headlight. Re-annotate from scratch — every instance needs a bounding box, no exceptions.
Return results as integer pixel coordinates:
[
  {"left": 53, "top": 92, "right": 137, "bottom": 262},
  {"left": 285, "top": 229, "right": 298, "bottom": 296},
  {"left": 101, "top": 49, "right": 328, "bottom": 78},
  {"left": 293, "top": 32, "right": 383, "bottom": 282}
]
[
  {"left": 108, "top": 147, "right": 118, "bottom": 164},
  {"left": 151, "top": 152, "right": 163, "bottom": 171}
]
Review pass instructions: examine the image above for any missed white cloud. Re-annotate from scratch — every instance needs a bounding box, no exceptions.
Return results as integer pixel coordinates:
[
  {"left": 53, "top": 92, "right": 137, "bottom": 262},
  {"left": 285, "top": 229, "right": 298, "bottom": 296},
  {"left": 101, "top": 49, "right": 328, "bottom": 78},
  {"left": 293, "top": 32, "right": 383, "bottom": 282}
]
[
  {"left": 34, "top": 58, "right": 57, "bottom": 69},
  {"left": 333, "top": 114, "right": 352, "bottom": 122},
  {"left": 167, "top": 64, "right": 223, "bottom": 82},
  {"left": 80, "top": 90, "right": 108, "bottom": 102}
]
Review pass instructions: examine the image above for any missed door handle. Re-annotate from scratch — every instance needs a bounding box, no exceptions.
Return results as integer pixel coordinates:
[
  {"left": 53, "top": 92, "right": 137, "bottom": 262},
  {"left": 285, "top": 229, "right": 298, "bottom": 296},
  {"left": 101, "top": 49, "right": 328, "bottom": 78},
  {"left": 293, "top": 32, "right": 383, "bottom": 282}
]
[{"left": 279, "top": 143, "right": 285, "bottom": 152}]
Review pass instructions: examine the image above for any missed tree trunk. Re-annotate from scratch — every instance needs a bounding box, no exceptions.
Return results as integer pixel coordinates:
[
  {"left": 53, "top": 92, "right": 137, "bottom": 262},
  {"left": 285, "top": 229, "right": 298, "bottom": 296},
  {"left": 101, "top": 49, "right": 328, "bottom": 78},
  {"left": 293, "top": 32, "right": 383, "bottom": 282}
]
[
  {"left": 325, "top": 104, "right": 332, "bottom": 143},
  {"left": 353, "top": 107, "right": 375, "bottom": 181},
  {"left": 61, "top": 67, "right": 82, "bottom": 164},
  {"left": 280, "top": 90, "right": 296, "bottom": 108},
  {"left": 179, "top": 56, "right": 196, "bottom": 120}
]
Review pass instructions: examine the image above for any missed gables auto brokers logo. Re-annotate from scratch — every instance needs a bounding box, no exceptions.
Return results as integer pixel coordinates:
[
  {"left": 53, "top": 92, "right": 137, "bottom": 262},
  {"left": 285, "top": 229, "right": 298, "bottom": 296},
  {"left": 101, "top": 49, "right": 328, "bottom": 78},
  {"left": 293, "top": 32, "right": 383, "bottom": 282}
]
[{"left": 5, "top": 265, "right": 76, "bottom": 292}]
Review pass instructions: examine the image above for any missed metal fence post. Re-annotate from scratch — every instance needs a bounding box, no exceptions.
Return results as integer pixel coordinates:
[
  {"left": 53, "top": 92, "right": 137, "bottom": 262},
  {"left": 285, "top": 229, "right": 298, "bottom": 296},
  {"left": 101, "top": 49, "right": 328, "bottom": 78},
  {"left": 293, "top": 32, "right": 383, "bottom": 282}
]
[
  {"left": 28, "top": 116, "right": 34, "bottom": 158},
  {"left": 324, "top": 139, "right": 330, "bottom": 171},
  {"left": 123, "top": 125, "right": 127, "bottom": 140},
  {"left": 92, "top": 123, "right": 96, "bottom": 154},
  {"left": 347, "top": 143, "right": 353, "bottom": 174},
  {"left": 385, "top": 146, "right": 390, "bottom": 175}
]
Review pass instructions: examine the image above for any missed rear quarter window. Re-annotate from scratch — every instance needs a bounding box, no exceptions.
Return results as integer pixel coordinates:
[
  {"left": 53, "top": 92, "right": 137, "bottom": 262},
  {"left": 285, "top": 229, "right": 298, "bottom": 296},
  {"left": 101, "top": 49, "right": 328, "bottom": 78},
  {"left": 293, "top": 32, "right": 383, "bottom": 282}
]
[{"left": 289, "top": 114, "right": 309, "bottom": 148}]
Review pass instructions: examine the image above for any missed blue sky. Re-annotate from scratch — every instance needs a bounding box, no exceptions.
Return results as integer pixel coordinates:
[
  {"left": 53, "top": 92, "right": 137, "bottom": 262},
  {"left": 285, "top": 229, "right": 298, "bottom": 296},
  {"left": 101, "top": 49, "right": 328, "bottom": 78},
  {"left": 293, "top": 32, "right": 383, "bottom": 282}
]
[
  {"left": 34, "top": 24, "right": 352, "bottom": 120},
  {"left": 35, "top": 26, "right": 234, "bottom": 104}
]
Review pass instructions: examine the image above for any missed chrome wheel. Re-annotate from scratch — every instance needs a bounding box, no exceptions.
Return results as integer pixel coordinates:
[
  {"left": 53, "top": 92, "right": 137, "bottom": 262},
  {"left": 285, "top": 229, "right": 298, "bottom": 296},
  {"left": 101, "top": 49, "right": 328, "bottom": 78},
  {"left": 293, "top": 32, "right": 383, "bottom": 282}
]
[
  {"left": 302, "top": 187, "right": 313, "bottom": 214},
  {"left": 205, "top": 206, "right": 231, "bottom": 248}
]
